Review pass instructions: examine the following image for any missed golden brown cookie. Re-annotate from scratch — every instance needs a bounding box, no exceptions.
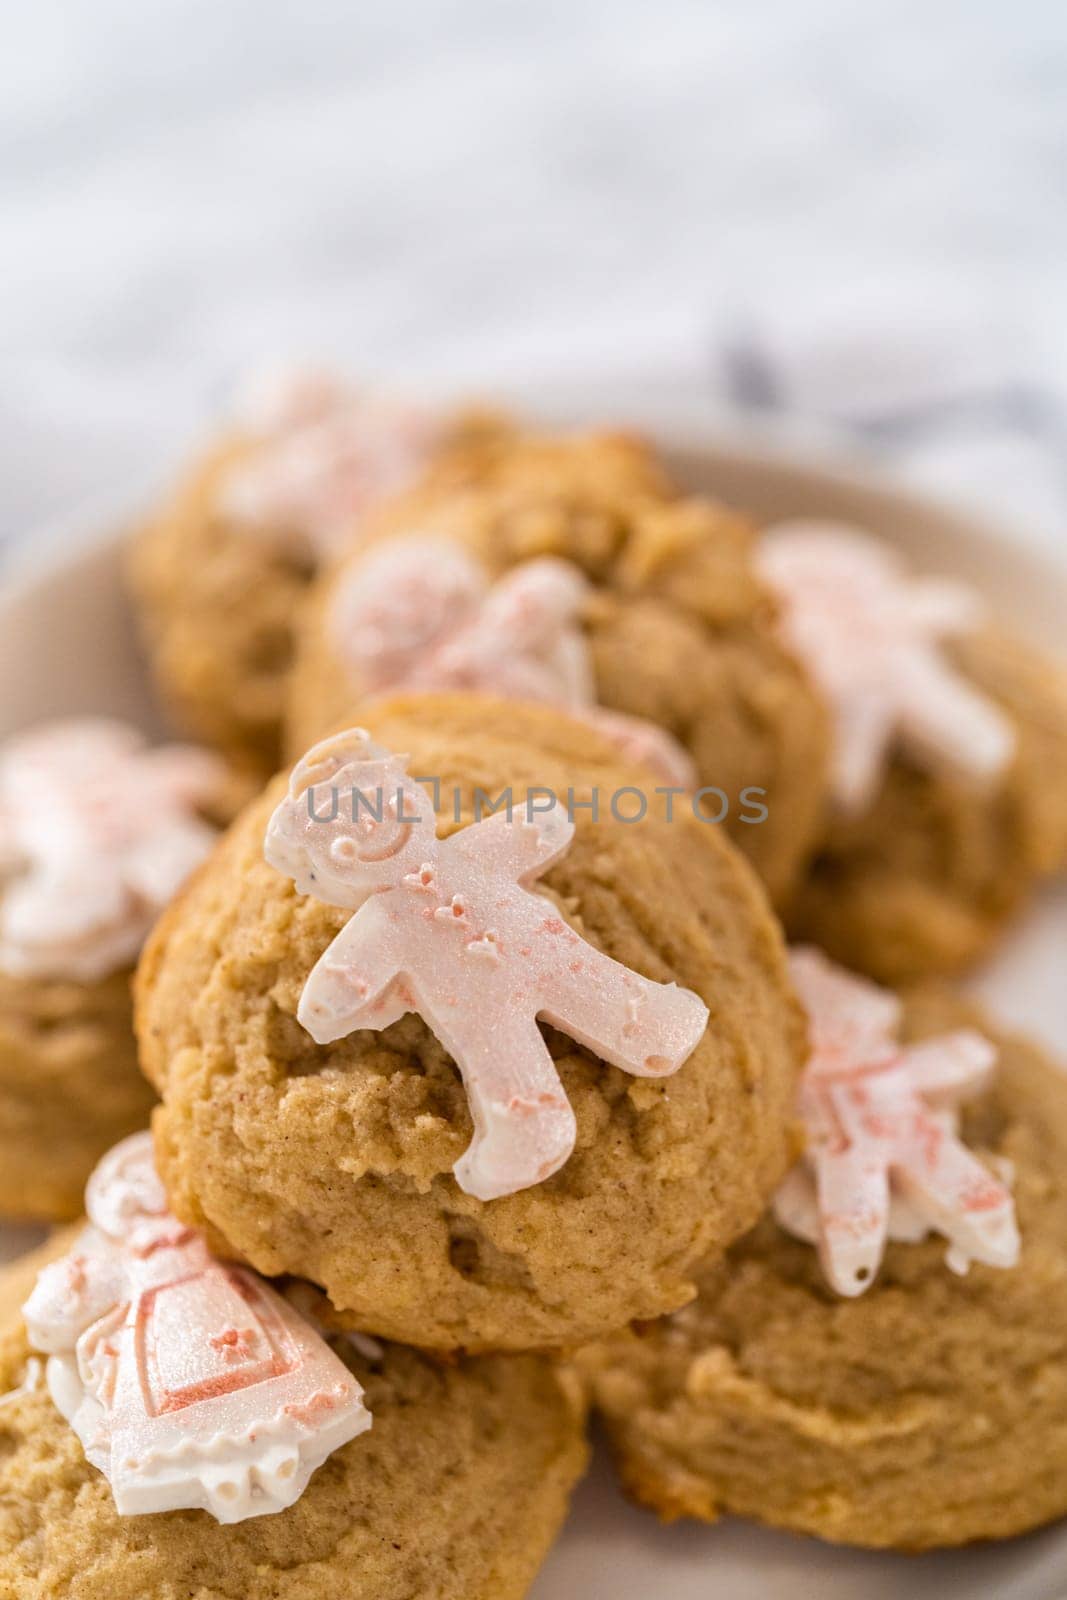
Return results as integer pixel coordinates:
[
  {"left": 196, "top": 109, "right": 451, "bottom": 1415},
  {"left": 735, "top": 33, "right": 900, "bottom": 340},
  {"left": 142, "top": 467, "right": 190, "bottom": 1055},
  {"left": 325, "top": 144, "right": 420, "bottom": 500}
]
[
  {"left": 136, "top": 694, "right": 804, "bottom": 1352},
  {"left": 789, "top": 626, "right": 1067, "bottom": 983},
  {"left": 288, "top": 470, "right": 831, "bottom": 908},
  {"left": 0, "top": 719, "right": 241, "bottom": 1222},
  {"left": 0, "top": 968, "right": 155, "bottom": 1220},
  {"left": 127, "top": 405, "right": 648, "bottom": 775},
  {"left": 581, "top": 991, "right": 1067, "bottom": 1550},
  {"left": 0, "top": 1274, "right": 587, "bottom": 1600}
]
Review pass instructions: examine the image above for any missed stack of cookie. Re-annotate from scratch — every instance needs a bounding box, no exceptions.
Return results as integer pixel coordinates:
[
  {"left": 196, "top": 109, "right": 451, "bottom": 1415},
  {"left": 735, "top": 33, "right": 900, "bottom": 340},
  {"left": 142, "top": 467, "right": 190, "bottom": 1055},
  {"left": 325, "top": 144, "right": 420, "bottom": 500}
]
[{"left": 2, "top": 374, "right": 1067, "bottom": 1597}]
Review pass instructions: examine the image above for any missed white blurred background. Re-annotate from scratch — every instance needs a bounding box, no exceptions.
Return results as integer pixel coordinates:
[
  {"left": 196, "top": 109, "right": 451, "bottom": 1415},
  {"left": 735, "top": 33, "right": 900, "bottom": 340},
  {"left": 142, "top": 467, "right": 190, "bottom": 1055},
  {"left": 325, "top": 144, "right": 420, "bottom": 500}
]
[{"left": 3, "top": 0, "right": 1067, "bottom": 552}]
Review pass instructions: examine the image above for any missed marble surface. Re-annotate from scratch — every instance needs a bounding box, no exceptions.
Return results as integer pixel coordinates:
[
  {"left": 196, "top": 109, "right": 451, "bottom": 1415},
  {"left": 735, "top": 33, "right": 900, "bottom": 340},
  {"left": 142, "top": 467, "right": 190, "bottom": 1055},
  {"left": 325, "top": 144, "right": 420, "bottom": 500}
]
[{"left": 3, "top": 0, "right": 1067, "bottom": 555}]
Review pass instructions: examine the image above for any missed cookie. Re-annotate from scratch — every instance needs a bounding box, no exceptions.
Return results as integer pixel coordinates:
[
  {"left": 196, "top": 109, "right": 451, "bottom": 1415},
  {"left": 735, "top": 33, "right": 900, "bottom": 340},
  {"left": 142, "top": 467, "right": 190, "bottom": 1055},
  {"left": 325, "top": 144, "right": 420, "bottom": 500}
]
[
  {"left": 127, "top": 370, "right": 635, "bottom": 773},
  {"left": 288, "top": 463, "right": 831, "bottom": 907},
  {"left": 581, "top": 978, "right": 1067, "bottom": 1550},
  {"left": 760, "top": 522, "right": 1067, "bottom": 981},
  {"left": 136, "top": 694, "right": 804, "bottom": 1351},
  {"left": 0, "top": 1180, "right": 587, "bottom": 1599},
  {"left": 0, "top": 720, "right": 226, "bottom": 1219},
  {"left": 0, "top": 968, "right": 154, "bottom": 1219}
]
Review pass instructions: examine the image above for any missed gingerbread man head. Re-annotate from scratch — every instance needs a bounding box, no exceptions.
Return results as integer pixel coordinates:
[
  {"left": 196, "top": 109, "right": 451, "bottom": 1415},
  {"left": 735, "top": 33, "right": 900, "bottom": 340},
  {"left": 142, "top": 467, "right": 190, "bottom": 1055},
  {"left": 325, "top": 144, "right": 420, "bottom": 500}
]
[
  {"left": 219, "top": 371, "right": 440, "bottom": 561},
  {"left": 330, "top": 537, "right": 488, "bottom": 694},
  {"left": 265, "top": 728, "right": 438, "bottom": 908}
]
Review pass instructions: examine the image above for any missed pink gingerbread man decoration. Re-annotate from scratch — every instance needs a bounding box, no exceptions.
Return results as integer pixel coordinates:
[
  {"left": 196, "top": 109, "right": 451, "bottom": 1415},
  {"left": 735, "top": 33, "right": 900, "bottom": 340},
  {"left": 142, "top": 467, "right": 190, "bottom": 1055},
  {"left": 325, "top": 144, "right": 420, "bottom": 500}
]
[
  {"left": 758, "top": 521, "right": 1016, "bottom": 812},
  {"left": 220, "top": 368, "right": 441, "bottom": 561},
  {"left": 0, "top": 718, "right": 224, "bottom": 982},
  {"left": 22, "top": 1132, "right": 371, "bottom": 1522},
  {"left": 264, "top": 729, "right": 709, "bottom": 1201},
  {"left": 774, "top": 947, "right": 1019, "bottom": 1296},
  {"left": 330, "top": 535, "right": 696, "bottom": 788}
]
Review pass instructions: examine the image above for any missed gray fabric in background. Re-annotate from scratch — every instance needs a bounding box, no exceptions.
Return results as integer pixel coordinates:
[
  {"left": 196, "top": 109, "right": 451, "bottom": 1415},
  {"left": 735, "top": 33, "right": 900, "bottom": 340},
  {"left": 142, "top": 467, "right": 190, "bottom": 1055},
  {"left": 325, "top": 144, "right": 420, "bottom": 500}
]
[{"left": 3, "top": 0, "right": 1067, "bottom": 561}]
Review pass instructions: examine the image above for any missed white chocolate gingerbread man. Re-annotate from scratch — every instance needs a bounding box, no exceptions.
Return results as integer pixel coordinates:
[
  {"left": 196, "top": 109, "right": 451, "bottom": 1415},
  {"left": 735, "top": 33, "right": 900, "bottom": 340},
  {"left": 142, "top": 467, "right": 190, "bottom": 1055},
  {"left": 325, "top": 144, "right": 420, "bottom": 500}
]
[
  {"left": 220, "top": 369, "right": 441, "bottom": 560},
  {"left": 0, "top": 718, "right": 223, "bottom": 982},
  {"left": 774, "top": 947, "right": 1019, "bottom": 1296},
  {"left": 758, "top": 521, "right": 1016, "bottom": 812},
  {"left": 265, "top": 729, "right": 709, "bottom": 1201},
  {"left": 330, "top": 536, "right": 696, "bottom": 789},
  {"left": 22, "top": 1132, "right": 370, "bottom": 1523}
]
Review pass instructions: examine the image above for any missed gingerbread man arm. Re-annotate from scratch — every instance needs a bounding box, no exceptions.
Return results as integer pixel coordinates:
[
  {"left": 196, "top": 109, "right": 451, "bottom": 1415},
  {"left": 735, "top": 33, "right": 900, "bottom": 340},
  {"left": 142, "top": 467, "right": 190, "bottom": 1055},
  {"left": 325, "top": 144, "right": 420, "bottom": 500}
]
[
  {"left": 539, "top": 948, "right": 709, "bottom": 1079},
  {"left": 443, "top": 802, "right": 574, "bottom": 885},
  {"left": 298, "top": 900, "right": 410, "bottom": 1043},
  {"left": 891, "top": 1115, "right": 1019, "bottom": 1273},
  {"left": 900, "top": 1030, "right": 997, "bottom": 1104},
  {"left": 575, "top": 706, "right": 697, "bottom": 789},
  {"left": 137, "top": 745, "right": 227, "bottom": 809},
  {"left": 908, "top": 577, "right": 987, "bottom": 636},
  {"left": 896, "top": 654, "right": 1016, "bottom": 785}
]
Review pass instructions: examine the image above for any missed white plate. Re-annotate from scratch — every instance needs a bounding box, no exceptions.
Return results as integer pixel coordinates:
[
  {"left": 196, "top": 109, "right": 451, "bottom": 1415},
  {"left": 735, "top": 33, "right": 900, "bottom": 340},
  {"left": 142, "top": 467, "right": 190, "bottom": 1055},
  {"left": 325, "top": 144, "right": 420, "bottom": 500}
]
[{"left": 1, "top": 430, "right": 1064, "bottom": 1599}]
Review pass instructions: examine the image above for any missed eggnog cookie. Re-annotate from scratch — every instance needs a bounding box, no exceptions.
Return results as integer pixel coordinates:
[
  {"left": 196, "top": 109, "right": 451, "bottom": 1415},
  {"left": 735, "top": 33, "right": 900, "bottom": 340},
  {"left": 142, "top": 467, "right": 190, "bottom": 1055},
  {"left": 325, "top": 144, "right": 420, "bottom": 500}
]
[
  {"left": 582, "top": 973, "right": 1067, "bottom": 1550},
  {"left": 0, "top": 719, "right": 226, "bottom": 1219},
  {"left": 0, "top": 1141, "right": 587, "bottom": 1600},
  {"left": 0, "top": 967, "right": 153, "bottom": 1220},
  {"left": 136, "top": 695, "right": 803, "bottom": 1352},
  {"left": 287, "top": 469, "right": 831, "bottom": 907},
  {"left": 760, "top": 522, "right": 1067, "bottom": 982},
  {"left": 128, "top": 370, "right": 650, "bottom": 773}
]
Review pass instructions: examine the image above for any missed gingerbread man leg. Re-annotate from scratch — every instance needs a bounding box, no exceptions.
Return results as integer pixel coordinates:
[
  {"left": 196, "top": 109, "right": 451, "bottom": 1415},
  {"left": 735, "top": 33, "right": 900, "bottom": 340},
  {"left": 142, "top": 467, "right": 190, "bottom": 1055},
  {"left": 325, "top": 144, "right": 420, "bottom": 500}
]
[
  {"left": 892, "top": 1122, "right": 1020, "bottom": 1271},
  {"left": 443, "top": 1015, "right": 577, "bottom": 1202},
  {"left": 812, "top": 1138, "right": 891, "bottom": 1296}
]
